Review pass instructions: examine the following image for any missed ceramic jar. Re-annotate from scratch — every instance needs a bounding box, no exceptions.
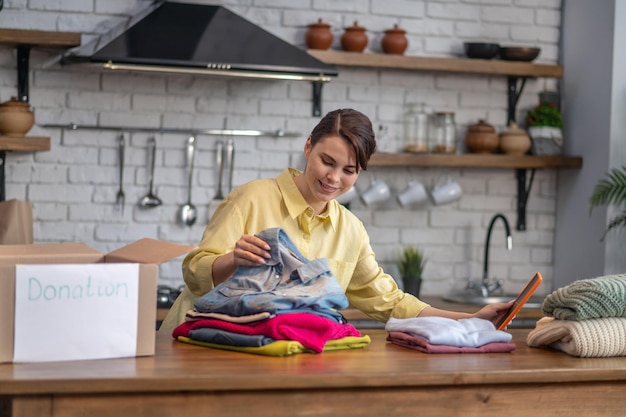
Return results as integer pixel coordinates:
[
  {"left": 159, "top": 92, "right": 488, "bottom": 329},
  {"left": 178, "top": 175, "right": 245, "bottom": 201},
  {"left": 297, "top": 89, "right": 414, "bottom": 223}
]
[
  {"left": 500, "top": 122, "right": 532, "bottom": 155},
  {"left": 0, "top": 97, "right": 35, "bottom": 137},
  {"left": 464, "top": 119, "right": 499, "bottom": 154},
  {"left": 341, "top": 21, "right": 368, "bottom": 53},
  {"left": 305, "top": 19, "right": 333, "bottom": 50},
  {"left": 381, "top": 24, "right": 408, "bottom": 55}
]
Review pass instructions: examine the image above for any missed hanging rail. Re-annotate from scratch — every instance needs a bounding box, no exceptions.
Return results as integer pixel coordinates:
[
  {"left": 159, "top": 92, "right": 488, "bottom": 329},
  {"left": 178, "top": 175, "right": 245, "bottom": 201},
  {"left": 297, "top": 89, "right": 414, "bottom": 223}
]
[{"left": 41, "top": 123, "right": 301, "bottom": 138}]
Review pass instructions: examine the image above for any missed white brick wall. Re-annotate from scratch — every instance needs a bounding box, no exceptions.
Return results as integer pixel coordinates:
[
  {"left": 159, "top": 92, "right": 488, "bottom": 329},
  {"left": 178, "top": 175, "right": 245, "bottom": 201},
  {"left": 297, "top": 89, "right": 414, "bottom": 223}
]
[{"left": 0, "top": 0, "right": 562, "bottom": 298}]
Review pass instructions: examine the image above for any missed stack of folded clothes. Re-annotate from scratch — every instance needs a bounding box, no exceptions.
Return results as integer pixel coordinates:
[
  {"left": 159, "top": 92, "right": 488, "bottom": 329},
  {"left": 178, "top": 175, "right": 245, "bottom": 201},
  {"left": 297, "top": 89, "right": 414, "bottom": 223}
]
[
  {"left": 172, "top": 228, "right": 370, "bottom": 356},
  {"left": 385, "top": 316, "right": 516, "bottom": 353},
  {"left": 527, "top": 274, "right": 626, "bottom": 357}
]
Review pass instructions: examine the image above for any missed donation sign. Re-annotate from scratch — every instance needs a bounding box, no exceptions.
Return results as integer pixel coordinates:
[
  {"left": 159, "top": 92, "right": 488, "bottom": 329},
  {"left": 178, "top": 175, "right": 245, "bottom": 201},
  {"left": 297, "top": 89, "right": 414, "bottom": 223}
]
[{"left": 14, "top": 263, "right": 139, "bottom": 362}]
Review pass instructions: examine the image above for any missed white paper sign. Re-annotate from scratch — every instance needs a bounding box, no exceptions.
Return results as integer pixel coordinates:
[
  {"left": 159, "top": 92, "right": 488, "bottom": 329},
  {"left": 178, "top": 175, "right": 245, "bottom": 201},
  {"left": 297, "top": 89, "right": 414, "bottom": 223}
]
[{"left": 14, "top": 263, "right": 139, "bottom": 362}]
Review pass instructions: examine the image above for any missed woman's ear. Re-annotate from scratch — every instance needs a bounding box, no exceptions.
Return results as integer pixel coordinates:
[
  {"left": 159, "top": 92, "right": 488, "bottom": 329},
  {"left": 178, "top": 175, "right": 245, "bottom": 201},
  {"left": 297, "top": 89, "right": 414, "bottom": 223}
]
[{"left": 303, "top": 136, "right": 313, "bottom": 159}]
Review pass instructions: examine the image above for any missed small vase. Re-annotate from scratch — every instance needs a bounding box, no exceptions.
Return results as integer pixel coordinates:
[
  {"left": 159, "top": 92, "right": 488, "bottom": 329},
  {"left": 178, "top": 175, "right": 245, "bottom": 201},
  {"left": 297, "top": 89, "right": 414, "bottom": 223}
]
[
  {"left": 305, "top": 18, "right": 333, "bottom": 50},
  {"left": 381, "top": 24, "right": 408, "bottom": 55},
  {"left": 464, "top": 119, "right": 499, "bottom": 154},
  {"left": 403, "top": 278, "right": 422, "bottom": 297},
  {"left": 341, "top": 21, "right": 368, "bottom": 53},
  {"left": 499, "top": 122, "right": 531, "bottom": 155},
  {"left": 0, "top": 97, "right": 35, "bottom": 137}
]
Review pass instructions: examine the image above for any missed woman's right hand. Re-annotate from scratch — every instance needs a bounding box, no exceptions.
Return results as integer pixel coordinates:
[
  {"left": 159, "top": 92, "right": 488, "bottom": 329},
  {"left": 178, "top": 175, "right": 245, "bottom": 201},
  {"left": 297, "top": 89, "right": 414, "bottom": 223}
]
[{"left": 232, "top": 234, "right": 272, "bottom": 267}]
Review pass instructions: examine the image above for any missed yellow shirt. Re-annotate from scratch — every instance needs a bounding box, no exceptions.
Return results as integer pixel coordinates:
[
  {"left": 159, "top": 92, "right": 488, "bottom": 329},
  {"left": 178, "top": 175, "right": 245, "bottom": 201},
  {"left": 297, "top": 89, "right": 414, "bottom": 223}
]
[{"left": 160, "top": 168, "right": 429, "bottom": 332}]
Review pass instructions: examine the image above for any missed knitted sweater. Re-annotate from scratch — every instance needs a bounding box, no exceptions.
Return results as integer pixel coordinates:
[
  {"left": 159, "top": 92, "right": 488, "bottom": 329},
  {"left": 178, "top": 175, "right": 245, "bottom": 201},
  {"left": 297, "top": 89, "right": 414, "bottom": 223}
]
[
  {"left": 527, "top": 317, "right": 626, "bottom": 357},
  {"left": 541, "top": 274, "right": 626, "bottom": 320}
]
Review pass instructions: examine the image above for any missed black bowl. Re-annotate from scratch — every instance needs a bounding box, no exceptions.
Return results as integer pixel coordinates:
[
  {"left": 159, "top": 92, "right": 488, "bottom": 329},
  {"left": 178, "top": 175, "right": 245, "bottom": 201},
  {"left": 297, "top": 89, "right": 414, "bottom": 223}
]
[
  {"left": 499, "top": 47, "right": 541, "bottom": 62},
  {"left": 463, "top": 42, "right": 500, "bottom": 59}
]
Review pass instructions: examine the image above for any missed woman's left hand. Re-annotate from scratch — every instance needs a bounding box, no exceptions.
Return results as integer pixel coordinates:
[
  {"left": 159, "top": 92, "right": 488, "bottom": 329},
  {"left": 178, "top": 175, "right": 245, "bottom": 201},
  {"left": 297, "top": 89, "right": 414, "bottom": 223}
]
[{"left": 473, "top": 300, "right": 514, "bottom": 324}]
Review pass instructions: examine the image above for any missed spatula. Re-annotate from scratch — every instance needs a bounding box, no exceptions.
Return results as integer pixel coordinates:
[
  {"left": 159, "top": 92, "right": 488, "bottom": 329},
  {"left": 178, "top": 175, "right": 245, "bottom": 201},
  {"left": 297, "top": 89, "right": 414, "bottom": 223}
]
[{"left": 207, "top": 140, "right": 225, "bottom": 220}]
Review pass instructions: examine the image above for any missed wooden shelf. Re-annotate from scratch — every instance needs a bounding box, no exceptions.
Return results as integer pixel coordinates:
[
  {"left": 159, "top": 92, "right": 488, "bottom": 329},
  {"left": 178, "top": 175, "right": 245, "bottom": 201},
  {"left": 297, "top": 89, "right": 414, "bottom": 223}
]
[
  {"left": 0, "top": 136, "right": 50, "bottom": 152},
  {"left": 308, "top": 49, "right": 563, "bottom": 78},
  {"left": 369, "top": 153, "right": 582, "bottom": 169},
  {"left": 0, "top": 28, "right": 80, "bottom": 48}
]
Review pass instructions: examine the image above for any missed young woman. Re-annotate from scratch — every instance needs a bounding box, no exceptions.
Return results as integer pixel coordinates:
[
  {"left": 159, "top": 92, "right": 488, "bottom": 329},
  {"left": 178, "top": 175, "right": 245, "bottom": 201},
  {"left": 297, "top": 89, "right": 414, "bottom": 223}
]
[{"left": 160, "top": 108, "right": 511, "bottom": 332}]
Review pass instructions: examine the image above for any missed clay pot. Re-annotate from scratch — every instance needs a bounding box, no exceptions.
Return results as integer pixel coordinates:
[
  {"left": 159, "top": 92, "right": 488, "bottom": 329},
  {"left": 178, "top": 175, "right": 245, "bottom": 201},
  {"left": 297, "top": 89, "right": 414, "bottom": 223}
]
[
  {"left": 381, "top": 24, "right": 408, "bottom": 55},
  {"left": 305, "top": 18, "right": 333, "bottom": 50},
  {"left": 0, "top": 97, "right": 35, "bottom": 137},
  {"left": 341, "top": 21, "right": 368, "bottom": 53},
  {"left": 464, "top": 119, "right": 499, "bottom": 154},
  {"left": 499, "top": 122, "right": 532, "bottom": 155}
]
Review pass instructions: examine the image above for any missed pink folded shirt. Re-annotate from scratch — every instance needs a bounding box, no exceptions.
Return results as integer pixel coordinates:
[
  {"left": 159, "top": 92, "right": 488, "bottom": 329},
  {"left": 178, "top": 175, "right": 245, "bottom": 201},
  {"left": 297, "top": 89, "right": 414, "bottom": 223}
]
[{"left": 387, "top": 331, "right": 516, "bottom": 353}]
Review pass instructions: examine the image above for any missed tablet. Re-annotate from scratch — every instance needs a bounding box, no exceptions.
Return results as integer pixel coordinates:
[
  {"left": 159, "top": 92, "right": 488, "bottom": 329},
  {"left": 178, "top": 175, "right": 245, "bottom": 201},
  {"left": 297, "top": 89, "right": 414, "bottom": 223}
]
[{"left": 494, "top": 272, "right": 543, "bottom": 330}]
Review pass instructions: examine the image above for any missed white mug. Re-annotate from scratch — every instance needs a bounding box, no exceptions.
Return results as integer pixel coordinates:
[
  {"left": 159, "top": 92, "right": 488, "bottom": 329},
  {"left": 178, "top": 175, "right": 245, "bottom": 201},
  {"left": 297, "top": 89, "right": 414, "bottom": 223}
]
[
  {"left": 397, "top": 180, "right": 428, "bottom": 207},
  {"left": 429, "top": 177, "right": 462, "bottom": 205},
  {"left": 335, "top": 186, "right": 359, "bottom": 205},
  {"left": 360, "top": 180, "right": 391, "bottom": 206}
]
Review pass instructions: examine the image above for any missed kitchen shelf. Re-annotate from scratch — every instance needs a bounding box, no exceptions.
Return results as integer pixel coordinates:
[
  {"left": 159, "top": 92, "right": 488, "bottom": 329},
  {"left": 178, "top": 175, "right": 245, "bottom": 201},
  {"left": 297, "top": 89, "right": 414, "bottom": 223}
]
[
  {"left": 307, "top": 49, "right": 563, "bottom": 78},
  {"left": 0, "top": 28, "right": 81, "bottom": 48},
  {"left": 308, "top": 49, "right": 562, "bottom": 125},
  {"left": 369, "top": 152, "right": 582, "bottom": 232},
  {"left": 0, "top": 29, "right": 80, "bottom": 202},
  {"left": 0, "top": 28, "right": 81, "bottom": 102},
  {"left": 369, "top": 153, "right": 582, "bottom": 169},
  {"left": 0, "top": 136, "right": 50, "bottom": 152}
]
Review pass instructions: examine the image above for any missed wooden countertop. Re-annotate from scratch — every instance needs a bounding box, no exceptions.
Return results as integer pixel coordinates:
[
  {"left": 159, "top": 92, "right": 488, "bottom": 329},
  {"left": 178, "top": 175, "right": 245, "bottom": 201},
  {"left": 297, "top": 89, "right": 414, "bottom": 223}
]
[{"left": 2, "top": 329, "right": 625, "bottom": 417}]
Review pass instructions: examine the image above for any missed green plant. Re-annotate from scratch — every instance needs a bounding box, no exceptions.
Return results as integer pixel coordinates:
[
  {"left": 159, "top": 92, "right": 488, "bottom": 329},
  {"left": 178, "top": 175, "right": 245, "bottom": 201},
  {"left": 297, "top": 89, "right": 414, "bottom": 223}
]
[
  {"left": 526, "top": 102, "right": 563, "bottom": 128},
  {"left": 589, "top": 166, "right": 626, "bottom": 239},
  {"left": 398, "top": 245, "right": 426, "bottom": 280}
]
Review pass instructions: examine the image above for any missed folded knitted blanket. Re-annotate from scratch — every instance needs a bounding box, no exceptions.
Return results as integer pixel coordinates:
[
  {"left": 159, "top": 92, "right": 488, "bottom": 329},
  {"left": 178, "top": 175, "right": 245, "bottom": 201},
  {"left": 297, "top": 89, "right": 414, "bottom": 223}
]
[
  {"left": 527, "top": 317, "right": 626, "bottom": 357},
  {"left": 542, "top": 274, "right": 626, "bottom": 320}
]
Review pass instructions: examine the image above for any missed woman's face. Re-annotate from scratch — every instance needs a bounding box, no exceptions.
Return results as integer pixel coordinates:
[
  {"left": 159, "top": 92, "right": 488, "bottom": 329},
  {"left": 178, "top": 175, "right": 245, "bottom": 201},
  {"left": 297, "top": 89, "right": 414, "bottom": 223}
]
[{"left": 297, "top": 134, "right": 359, "bottom": 213}]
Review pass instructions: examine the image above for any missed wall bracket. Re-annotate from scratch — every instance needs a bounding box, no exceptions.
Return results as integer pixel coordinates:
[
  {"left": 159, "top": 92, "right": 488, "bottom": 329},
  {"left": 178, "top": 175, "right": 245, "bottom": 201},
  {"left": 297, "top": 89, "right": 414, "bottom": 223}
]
[
  {"left": 507, "top": 76, "right": 527, "bottom": 125},
  {"left": 312, "top": 81, "right": 324, "bottom": 117},
  {"left": 17, "top": 45, "right": 31, "bottom": 102},
  {"left": 516, "top": 168, "right": 535, "bottom": 231}
]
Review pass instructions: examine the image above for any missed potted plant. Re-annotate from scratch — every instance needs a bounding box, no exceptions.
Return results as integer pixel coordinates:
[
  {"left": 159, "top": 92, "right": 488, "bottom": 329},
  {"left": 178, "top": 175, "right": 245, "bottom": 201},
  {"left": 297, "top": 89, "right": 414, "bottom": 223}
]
[
  {"left": 589, "top": 166, "right": 626, "bottom": 240},
  {"left": 526, "top": 101, "right": 563, "bottom": 155},
  {"left": 398, "top": 245, "right": 427, "bottom": 297}
]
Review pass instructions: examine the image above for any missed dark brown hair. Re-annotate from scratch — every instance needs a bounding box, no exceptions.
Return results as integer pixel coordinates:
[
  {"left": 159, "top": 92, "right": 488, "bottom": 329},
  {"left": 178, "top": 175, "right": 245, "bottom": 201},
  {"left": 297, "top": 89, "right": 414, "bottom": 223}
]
[{"left": 309, "top": 108, "right": 376, "bottom": 171}]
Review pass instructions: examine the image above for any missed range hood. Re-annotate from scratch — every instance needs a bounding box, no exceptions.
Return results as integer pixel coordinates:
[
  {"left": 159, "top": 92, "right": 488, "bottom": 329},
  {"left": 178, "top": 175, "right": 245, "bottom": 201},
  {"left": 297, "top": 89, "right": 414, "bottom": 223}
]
[{"left": 62, "top": 1, "right": 338, "bottom": 115}]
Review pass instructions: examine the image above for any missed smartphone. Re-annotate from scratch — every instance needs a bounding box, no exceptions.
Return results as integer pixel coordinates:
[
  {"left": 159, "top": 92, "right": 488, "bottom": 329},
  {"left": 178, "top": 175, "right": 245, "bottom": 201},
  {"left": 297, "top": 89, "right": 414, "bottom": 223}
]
[{"left": 494, "top": 272, "right": 543, "bottom": 330}]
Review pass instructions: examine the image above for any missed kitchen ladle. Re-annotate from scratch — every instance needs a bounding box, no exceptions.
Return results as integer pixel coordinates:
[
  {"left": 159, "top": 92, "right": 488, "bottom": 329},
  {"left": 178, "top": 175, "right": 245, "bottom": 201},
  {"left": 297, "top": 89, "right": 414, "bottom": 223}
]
[
  {"left": 178, "top": 136, "right": 197, "bottom": 226},
  {"left": 139, "top": 136, "right": 162, "bottom": 208}
]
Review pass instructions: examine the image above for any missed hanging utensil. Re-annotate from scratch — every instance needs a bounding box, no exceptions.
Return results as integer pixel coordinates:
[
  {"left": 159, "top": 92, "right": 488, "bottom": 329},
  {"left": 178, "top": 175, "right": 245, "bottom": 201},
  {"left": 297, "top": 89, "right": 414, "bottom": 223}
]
[
  {"left": 225, "top": 137, "right": 235, "bottom": 194},
  {"left": 139, "top": 136, "right": 163, "bottom": 208},
  {"left": 178, "top": 136, "right": 197, "bottom": 226},
  {"left": 115, "top": 133, "right": 125, "bottom": 215},
  {"left": 207, "top": 140, "right": 225, "bottom": 221}
]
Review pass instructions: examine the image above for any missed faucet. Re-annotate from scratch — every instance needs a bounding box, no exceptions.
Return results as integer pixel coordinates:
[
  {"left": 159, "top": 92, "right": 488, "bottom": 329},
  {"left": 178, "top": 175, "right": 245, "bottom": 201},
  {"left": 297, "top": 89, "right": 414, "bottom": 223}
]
[{"left": 465, "top": 213, "right": 512, "bottom": 297}]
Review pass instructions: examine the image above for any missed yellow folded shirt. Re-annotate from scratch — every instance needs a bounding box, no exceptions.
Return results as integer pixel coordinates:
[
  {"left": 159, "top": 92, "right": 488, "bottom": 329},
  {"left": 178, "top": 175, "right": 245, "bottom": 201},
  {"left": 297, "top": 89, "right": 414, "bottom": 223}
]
[{"left": 177, "top": 334, "right": 371, "bottom": 356}]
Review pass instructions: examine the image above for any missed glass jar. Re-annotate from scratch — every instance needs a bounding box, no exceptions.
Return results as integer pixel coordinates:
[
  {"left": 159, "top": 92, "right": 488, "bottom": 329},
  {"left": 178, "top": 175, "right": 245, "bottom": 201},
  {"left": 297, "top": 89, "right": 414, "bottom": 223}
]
[
  {"left": 403, "top": 103, "right": 429, "bottom": 153},
  {"left": 430, "top": 111, "right": 456, "bottom": 154}
]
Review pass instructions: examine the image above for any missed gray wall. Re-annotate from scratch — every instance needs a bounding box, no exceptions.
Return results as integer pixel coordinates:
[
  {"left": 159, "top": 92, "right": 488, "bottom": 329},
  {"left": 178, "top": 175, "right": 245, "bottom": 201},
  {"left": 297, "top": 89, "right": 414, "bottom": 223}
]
[{"left": 554, "top": 0, "right": 626, "bottom": 289}]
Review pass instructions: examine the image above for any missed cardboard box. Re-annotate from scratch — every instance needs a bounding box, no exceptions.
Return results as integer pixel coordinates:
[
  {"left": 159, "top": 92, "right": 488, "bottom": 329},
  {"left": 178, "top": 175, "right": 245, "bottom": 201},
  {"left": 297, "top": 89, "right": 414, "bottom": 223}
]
[
  {"left": 0, "top": 199, "right": 33, "bottom": 244},
  {"left": 0, "top": 238, "right": 195, "bottom": 363}
]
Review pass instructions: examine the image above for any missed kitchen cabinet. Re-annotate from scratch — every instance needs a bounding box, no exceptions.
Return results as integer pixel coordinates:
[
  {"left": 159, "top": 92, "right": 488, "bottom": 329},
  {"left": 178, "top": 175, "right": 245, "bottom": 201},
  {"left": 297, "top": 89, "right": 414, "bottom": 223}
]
[
  {"left": 308, "top": 49, "right": 578, "bottom": 230},
  {"left": 0, "top": 29, "right": 81, "bottom": 201}
]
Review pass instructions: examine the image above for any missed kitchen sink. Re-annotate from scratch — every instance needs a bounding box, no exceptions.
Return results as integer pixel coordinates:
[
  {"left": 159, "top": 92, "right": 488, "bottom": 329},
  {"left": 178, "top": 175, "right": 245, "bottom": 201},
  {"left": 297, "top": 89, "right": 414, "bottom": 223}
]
[{"left": 443, "top": 293, "right": 544, "bottom": 309}]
